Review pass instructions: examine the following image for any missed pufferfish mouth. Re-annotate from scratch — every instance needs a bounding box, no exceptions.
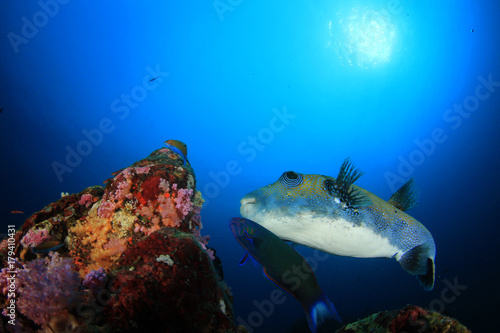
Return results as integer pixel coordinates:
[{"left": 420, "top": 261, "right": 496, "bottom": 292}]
[{"left": 240, "top": 196, "right": 256, "bottom": 205}]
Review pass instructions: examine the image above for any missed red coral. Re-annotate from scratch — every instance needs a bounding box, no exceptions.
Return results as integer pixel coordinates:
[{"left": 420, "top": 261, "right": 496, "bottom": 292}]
[
  {"left": 390, "top": 305, "right": 429, "bottom": 333},
  {"left": 141, "top": 176, "right": 162, "bottom": 202},
  {"left": 104, "top": 228, "right": 233, "bottom": 332}
]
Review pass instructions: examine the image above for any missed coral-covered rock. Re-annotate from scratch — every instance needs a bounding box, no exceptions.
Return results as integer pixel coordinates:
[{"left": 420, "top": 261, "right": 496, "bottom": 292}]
[
  {"left": 67, "top": 147, "right": 207, "bottom": 276},
  {"left": 336, "top": 305, "right": 471, "bottom": 333},
  {"left": 0, "top": 145, "right": 236, "bottom": 333},
  {"left": 104, "top": 227, "right": 233, "bottom": 332}
]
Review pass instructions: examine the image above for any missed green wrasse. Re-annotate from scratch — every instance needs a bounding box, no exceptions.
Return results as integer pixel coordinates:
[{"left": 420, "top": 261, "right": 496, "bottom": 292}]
[
  {"left": 229, "top": 217, "right": 341, "bottom": 333},
  {"left": 240, "top": 158, "right": 436, "bottom": 290},
  {"left": 164, "top": 139, "right": 187, "bottom": 165},
  {"left": 32, "top": 240, "right": 64, "bottom": 254}
]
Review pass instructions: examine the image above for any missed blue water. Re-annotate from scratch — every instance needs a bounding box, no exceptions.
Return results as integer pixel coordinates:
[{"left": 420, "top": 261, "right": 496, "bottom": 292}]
[{"left": 1, "top": 1, "right": 499, "bottom": 332}]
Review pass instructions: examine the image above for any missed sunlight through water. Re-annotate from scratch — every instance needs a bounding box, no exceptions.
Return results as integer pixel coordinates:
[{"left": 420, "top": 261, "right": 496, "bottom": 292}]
[{"left": 329, "top": 7, "right": 397, "bottom": 68}]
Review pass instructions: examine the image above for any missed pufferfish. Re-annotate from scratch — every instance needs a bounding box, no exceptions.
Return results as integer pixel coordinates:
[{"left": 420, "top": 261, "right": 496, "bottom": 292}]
[{"left": 240, "top": 158, "right": 436, "bottom": 290}]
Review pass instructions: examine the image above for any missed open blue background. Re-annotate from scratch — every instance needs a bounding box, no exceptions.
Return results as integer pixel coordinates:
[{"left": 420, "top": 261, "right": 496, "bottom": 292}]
[{"left": 1, "top": 1, "right": 499, "bottom": 332}]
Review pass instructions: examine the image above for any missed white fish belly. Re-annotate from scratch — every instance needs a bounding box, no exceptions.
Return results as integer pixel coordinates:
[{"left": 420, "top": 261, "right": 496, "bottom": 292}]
[{"left": 258, "top": 215, "right": 400, "bottom": 258}]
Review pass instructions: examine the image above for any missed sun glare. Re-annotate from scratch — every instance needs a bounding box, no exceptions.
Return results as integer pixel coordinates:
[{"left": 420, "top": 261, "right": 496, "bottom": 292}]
[{"left": 329, "top": 7, "right": 397, "bottom": 68}]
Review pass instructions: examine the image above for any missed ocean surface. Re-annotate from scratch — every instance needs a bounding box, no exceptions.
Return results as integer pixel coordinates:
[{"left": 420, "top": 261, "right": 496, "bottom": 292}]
[{"left": 1, "top": 1, "right": 499, "bottom": 332}]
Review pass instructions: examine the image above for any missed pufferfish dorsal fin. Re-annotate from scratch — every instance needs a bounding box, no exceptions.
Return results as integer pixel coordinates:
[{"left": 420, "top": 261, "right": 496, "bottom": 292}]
[
  {"left": 325, "top": 158, "right": 370, "bottom": 208},
  {"left": 388, "top": 178, "right": 420, "bottom": 211}
]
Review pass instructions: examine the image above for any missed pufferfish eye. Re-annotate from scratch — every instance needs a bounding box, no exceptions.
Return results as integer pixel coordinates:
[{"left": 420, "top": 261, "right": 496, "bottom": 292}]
[{"left": 279, "top": 171, "right": 303, "bottom": 188}]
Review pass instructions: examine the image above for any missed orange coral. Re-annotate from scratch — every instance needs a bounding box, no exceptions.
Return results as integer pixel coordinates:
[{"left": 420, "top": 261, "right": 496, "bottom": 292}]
[{"left": 68, "top": 202, "right": 128, "bottom": 274}]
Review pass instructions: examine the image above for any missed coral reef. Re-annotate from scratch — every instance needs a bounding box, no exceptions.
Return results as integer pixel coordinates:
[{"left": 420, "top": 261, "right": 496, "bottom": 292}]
[
  {"left": 15, "top": 253, "right": 82, "bottom": 327},
  {"left": 104, "top": 227, "right": 233, "bottom": 332},
  {"left": 336, "top": 304, "right": 471, "bottom": 333},
  {"left": 20, "top": 228, "right": 51, "bottom": 248},
  {"left": 0, "top": 145, "right": 236, "bottom": 332}
]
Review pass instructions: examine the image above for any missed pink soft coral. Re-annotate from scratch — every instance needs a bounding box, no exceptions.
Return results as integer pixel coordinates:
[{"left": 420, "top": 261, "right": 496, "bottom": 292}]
[
  {"left": 192, "top": 227, "right": 214, "bottom": 260},
  {"left": 98, "top": 178, "right": 132, "bottom": 219},
  {"left": 157, "top": 195, "right": 181, "bottom": 228},
  {"left": 134, "top": 165, "right": 151, "bottom": 174},
  {"left": 13, "top": 253, "right": 82, "bottom": 326},
  {"left": 83, "top": 267, "right": 106, "bottom": 297},
  {"left": 97, "top": 200, "right": 115, "bottom": 218},
  {"left": 79, "top": 193, "right": 93, "bottom": 207},
  {"left": 115, "top": 180, "right": 131, "bottom": 198},
  {"left": 174, "top": 188, "right": 194, "bottom": 217},
  {"left": 21, "top": 228, "right": 51, "bottom": 248},
  {"left": 159, "top": 178, "right": 169, "bottom": 191}
]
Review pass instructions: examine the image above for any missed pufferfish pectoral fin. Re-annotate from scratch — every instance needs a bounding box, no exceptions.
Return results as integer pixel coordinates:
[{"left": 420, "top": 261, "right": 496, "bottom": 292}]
[
  {"left": 397, "top": 243, "right": 435, "bottom": 291},
  {"left": 388, "top": 178, "right": 420, "bottom": 211}
]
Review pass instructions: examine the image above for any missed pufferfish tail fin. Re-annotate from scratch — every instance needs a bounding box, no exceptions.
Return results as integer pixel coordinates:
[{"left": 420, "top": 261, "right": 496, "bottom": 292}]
[{"left": 397, "top": 243, "right": 435, "bottom": 291}]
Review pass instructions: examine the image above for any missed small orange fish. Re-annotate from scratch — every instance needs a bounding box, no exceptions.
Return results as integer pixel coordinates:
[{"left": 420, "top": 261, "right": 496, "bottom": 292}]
[
  {"left": 111, "top": 168, "right": 125, "bottom": 176},
  {"left": 11, "top": 210, "right": 24, "bottom": 214}
]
